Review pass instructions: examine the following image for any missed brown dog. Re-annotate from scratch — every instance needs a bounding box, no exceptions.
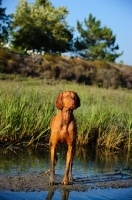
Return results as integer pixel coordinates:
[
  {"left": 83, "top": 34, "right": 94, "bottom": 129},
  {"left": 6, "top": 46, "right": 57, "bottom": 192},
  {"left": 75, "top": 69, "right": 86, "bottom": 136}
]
[{"left": 49, "top": 91, "right": 80, "bottom": 185}]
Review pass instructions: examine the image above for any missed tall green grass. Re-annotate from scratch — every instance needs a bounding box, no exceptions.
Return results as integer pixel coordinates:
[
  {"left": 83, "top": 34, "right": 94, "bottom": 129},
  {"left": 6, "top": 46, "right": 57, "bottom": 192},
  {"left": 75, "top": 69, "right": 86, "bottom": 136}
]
[
  {"left": 0, "top": 77, "right": 132, "bottom": 150},
  {"left": 0, "top": 79, "right": 55, "bottom": 146},
  {"left": 75, "top": 86, "right": 132, "bottom": 151}
]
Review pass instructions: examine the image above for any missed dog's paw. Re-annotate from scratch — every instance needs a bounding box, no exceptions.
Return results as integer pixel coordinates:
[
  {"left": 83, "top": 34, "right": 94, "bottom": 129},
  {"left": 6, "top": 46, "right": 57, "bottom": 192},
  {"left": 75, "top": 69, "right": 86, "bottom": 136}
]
[
  {"left": 62, "top": 179, "right": 69, "bottom": 185},
  {"left": 45, "top": 169, "right": 50, "bottom": 175},
  {"left": 49, "top": 181, "right": 55, "bottom": 185}
]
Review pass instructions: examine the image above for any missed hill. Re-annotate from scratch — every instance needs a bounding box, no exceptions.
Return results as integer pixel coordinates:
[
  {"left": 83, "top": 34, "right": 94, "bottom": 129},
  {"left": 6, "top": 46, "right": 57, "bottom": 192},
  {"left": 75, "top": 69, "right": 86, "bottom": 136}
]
[{"left": 0, "top": 48, "right": 132, "bottom": 89}]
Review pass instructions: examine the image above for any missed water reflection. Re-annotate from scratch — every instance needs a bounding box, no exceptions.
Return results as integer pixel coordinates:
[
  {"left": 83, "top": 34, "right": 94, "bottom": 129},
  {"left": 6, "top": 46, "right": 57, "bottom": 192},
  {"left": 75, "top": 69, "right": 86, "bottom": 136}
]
[
  {"left": 0, "top": 146, "right": 131, "bottom": 177},
  {"left": 46, "top": 189, "right": 69, "bottom": 200},
  {"left": 0, "top": 147, "right": 50, "bottom": 175},
  {"left": 1, "top": 188, "right": 132, "bottom": 200}
]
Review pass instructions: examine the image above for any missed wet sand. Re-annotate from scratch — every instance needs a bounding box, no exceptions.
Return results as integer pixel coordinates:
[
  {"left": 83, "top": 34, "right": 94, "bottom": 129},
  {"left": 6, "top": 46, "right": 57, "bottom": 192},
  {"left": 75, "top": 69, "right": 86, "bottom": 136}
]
[{"left": 0, "top": 172, "right": 132, "bottom": 192}]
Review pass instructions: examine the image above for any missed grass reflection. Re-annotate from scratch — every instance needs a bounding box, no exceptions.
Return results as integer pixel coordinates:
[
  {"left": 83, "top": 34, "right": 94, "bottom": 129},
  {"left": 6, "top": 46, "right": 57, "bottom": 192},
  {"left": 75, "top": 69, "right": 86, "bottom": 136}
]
[{"left": 0, "top": 147, "right": 131, "bottom": 177}]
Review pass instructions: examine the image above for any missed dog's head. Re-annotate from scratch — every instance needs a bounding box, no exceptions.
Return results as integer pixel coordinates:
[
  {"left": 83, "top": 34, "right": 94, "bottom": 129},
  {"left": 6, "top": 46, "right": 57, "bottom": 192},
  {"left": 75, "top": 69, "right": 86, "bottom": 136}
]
[{"left": 55, "top": 91, "right": 80, "bottom": 110}]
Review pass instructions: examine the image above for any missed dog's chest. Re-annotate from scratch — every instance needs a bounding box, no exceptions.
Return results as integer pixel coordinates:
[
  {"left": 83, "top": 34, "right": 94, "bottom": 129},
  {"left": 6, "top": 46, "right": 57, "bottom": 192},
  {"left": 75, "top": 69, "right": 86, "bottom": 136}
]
[{"left": 59, "top": 123, "right": 74, "bottom": 143}]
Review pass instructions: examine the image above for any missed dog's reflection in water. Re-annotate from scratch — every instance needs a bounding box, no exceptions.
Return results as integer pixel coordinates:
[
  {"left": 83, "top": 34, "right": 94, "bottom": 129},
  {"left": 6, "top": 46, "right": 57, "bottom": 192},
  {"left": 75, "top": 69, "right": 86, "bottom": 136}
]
[{"left": 46, "top": 188, "right": 69, "bottom": 200}]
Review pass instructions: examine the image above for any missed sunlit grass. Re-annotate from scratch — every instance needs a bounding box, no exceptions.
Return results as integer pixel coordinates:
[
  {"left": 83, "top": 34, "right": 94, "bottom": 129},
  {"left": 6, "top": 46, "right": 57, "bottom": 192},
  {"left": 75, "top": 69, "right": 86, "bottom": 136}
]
[{"left": 0, "top": 77, "right": 132, "bottom": 151}]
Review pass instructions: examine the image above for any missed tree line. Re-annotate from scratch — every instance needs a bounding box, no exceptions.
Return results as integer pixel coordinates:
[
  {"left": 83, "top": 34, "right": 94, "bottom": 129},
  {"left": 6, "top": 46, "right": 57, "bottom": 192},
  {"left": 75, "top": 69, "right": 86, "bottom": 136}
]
[{"left": 0, "top": 0, "right": 122, "bottom": 62}]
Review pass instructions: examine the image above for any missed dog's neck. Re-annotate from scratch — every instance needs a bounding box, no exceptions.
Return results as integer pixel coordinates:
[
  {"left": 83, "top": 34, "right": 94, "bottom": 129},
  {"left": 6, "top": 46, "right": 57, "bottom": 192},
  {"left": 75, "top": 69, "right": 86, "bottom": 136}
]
[{"left": 61, "top": 107, "right": 73, "bottom": 128}]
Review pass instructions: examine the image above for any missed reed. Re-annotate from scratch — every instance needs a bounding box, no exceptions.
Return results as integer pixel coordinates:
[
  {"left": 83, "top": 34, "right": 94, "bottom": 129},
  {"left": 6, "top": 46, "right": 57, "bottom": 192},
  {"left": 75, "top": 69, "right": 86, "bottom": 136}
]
[
  {"left": 76, "top": 86, "right": 132, "bottom": 151},
  {"left": 0, "top": 77, "right": 131, "bottom": 150},
  {"left": 0, "top": 79, "right": 55, "bottom": 146}
]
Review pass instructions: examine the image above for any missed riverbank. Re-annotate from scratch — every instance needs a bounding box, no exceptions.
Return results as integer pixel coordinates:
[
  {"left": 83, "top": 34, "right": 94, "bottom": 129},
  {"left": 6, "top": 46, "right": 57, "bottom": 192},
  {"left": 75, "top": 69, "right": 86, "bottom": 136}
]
[{"left": 0, "top": 172, "right": 132, "bottom": 192}]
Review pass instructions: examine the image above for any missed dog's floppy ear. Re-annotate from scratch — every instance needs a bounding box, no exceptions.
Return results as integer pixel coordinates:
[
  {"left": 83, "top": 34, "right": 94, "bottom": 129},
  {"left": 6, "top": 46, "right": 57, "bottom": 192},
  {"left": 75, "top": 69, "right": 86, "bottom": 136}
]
[
  {"left": 75, "top": 93, "right": 80, "bottom": 109},
  {"left": 55, "top": 92, "right": 63, "bottom": 110}
]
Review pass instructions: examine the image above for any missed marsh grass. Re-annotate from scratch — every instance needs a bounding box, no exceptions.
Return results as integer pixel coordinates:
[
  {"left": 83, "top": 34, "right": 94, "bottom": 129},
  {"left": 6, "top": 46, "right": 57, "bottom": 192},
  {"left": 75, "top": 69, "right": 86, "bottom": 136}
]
[
  {"left": 76, "top": 87, "right": 132, "bottom": 151},
  {"left": 0, "top": 79, "right": 56, "bottom": 146},
  {"left": 0, "top": 77, "right": 132, "bottom": 150}
]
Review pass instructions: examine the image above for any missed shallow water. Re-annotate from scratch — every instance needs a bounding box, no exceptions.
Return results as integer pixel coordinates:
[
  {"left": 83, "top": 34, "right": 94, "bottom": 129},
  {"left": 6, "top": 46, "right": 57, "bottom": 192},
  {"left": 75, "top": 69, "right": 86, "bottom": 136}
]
[
  {"left": 0, "top": 147, "right": 132, "bottom": 199},
  {"left": 1, "top": 188, "right": 132, "bottom": 200}
]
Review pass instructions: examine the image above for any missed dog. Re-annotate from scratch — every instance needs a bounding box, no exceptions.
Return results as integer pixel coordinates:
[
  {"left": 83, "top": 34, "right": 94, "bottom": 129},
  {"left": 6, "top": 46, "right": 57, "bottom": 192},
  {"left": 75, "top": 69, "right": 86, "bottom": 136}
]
[{"left": 48, "top": 91, "right": 80, "bottom": 185}]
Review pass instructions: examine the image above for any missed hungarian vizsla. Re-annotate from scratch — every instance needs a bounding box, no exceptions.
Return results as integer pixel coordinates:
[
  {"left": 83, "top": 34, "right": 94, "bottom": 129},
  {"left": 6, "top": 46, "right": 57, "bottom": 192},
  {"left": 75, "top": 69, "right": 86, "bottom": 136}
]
[{"left": 49, "top": 91, "right": 80, "bottom": 185}]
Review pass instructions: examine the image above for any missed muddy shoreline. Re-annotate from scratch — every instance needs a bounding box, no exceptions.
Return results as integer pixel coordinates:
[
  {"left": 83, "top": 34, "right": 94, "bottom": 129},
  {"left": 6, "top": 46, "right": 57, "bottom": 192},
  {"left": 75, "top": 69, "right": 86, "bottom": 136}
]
[{"left": 0, "top": 172, "right": 132, "bottom": 192}]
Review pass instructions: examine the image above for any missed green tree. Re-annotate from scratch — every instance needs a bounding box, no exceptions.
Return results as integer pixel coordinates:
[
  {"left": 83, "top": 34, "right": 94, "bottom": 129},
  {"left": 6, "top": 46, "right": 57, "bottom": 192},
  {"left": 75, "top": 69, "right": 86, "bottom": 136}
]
[
  {"left": 10, "top": 0, "right": 73, "bottom": 53},
  {"left": 74, "top": 13, "right": 123, "bottom": 62},
  {"left": 0, "top": 0, "right": 10, "bottom": 46}
]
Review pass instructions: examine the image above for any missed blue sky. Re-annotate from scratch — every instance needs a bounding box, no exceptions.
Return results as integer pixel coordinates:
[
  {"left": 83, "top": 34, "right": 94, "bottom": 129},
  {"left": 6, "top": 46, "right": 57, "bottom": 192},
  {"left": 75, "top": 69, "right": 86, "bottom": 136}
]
[{"left": 2, "top": 0, "right": 132, "bottom": 65}]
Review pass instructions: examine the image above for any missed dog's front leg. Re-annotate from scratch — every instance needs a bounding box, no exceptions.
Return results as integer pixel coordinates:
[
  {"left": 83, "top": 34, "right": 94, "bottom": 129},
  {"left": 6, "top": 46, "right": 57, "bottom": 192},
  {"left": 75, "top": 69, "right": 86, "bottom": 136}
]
[
  {"left": 68, "top": 159, "right": 73, "bottom": 182},
  {"left": 49, "top": 143, "right": 56, "bottom": 185},
  {"left": 69, "top": 142, "right": 76, "bottom": 182},
  {"left": 62, "top": 144, "right": 73, "bottom": 185}
]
